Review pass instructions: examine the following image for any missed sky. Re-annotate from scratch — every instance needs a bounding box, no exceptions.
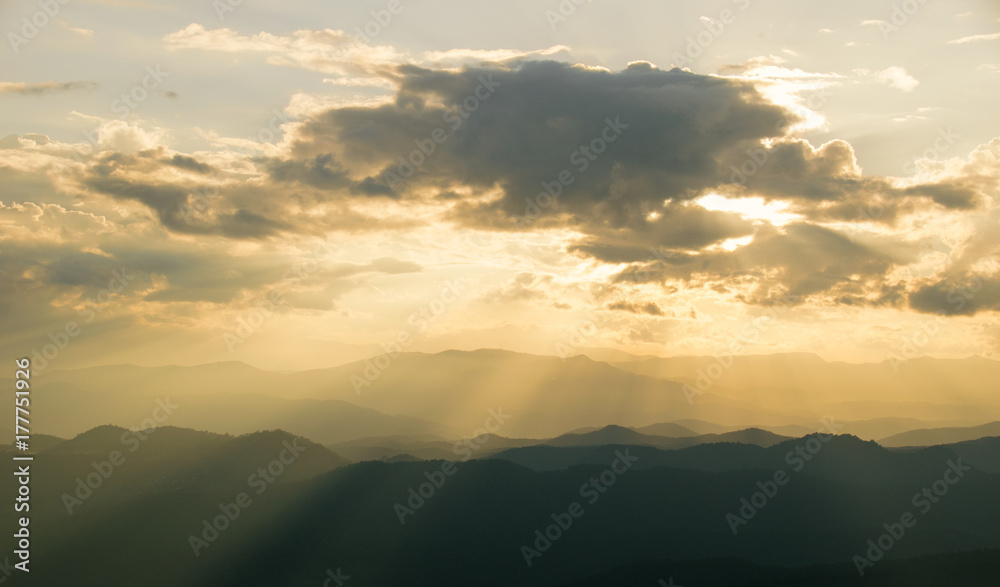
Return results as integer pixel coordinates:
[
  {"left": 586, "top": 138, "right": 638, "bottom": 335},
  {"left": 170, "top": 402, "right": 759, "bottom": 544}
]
[{"left": 1, "top": 0, "right": 999, "bottom": 371}]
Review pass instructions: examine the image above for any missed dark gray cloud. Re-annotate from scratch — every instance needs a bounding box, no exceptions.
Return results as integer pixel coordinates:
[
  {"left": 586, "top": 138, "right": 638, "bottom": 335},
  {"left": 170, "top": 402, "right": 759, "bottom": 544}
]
[
  {"left": 608, "top": 300, "right": 666, "bottom": 316},
  {"left": 268, "top": 59, "right": 978, "bottom": 294},
  {"left": 166, "top": 154, "right": 214, "bottom": 174},
  {"left": 267, "top": 153, "right": 352, "bottom": 191},
  {"left": 901, "top": 182, "right": 981, "bottom": 210},
  {"left": 83, "top": 153, "right": 289, "bottom": 239},
  {"left": 0, "top": 81, "right": 98, "bottom": 95},
  {"left": 291, "top": 61, "right": 792, "bottom": 233},
  {"left": 611, "top": 222, "right": 906, "bottom": 306},
  {"left": 909, "top": 274, "right": 1000, "bottom": 316},
  {"left": 721, "top": 138, "right": 982, "bottom": 223}
]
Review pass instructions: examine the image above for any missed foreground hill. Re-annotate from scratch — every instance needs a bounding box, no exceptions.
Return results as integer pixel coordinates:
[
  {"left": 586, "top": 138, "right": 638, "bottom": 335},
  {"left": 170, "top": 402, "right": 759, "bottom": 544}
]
[
  {"left": 9, "top": 447, "right": 997, "bottom": 586},
  {"left": 890, "top": 436, "right": 1000, "bottom": 474},
  {"left": 561, "top": 550, "right": 1000, "bottom": 586},
  {"left": 12, "top": 426, "right": 348, "bottom": 525},
  {"left": 488, "top": 434, "right": 975, "bottom": 487}
]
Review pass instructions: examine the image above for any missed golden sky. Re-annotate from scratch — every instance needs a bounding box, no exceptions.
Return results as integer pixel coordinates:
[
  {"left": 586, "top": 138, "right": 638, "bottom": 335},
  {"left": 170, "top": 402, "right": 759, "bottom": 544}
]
[{"left": 1, "top": 0, "right": 999, "bottom": 371}]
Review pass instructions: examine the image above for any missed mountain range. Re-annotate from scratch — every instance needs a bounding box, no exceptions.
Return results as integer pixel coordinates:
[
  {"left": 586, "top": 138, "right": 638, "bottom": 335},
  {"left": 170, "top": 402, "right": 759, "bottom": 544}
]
[{"left": 6, "top": 350, "right": 998, "bottom": 443}]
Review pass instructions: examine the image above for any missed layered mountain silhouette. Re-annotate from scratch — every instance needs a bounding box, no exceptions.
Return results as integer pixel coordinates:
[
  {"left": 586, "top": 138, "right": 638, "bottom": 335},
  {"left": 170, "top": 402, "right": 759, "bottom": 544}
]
[
  {"left": 4, "top": 418, "right": 998, "bottom": 586},
  {"left": 5, "top": 350, "right": 998, "bottom": 586}
]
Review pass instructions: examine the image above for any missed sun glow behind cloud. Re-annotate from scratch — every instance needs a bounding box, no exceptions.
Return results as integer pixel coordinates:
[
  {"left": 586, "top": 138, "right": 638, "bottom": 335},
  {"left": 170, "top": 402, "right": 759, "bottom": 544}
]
[{"left": 696, "top": 194, "right": 802, "bottom": 226}]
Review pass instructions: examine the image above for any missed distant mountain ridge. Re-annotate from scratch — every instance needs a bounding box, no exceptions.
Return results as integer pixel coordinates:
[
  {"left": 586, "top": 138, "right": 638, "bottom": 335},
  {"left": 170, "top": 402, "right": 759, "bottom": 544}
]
[
  {"left": 544, "top": 425, "right": 791, "bottom": 450},
  {"left": 880, "top": 421, "right": 1000, "bottom": 447},
  {"left": 7, "top": 349, "right": 998, "bottom": 442}
]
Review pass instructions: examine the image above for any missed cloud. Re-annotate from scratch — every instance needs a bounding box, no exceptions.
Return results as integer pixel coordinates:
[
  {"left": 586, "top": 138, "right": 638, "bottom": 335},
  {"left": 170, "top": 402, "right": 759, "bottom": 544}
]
[
  {"left": 482, "top": 273, "right": 553, "bottom": 304},
  {"left": 42, "top": 59, "right": 979, "bottom": 313},
  {"left": 909, "top": 275, "right": 1000, "bottom": 316},
  {"left": 948, "top": 32, "right": 1000, "bottom": 44},
  {"left": 0, "top": 81, "right": 98, "bottom": 95},
  {"left": 5, "top": 55, "right": 994, "bottom": 319},
  {"left": 0, "top": 197, "right": 424, "bottom": 330},
  {"left": 163, "top": 25, "right": 388, "bottom": 77},
  {"left": 164, "top": 24, "right": 569, "bottom": 79},
  {"left": 84, "top": 173, "right": 289, "bottom": 239},
  {"left": 607, "top": 300, "right": 666, "bottom": 316},
  {"left": 855, "top": 66, "right": 919, "bottom": 92},
  {"left": 0, "top": 133, "right": 52, "bottom": 149},
  {"left": 610, "top": 222, "right": 910, "bottom": 307},
  {"left": 287, "top": 61, "right": 793, "bottom": 241},
  {"left": 166, "top": 154, "right": 214, "bottom": 174},
  {"left": 901, "top": 182, "right": 980, "bottom": 209}
]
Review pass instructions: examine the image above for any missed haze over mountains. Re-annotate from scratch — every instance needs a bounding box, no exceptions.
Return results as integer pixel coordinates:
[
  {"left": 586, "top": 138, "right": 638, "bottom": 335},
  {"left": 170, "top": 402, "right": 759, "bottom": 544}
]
[{"left": 7, "top": 350, "right": 998, "bottom": 444}]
